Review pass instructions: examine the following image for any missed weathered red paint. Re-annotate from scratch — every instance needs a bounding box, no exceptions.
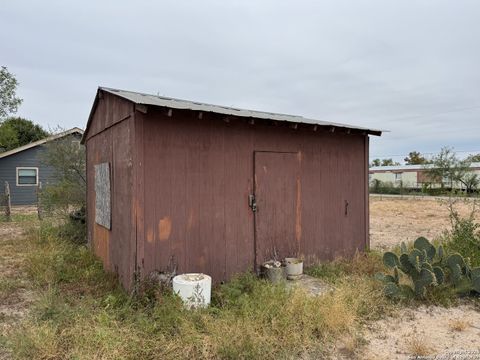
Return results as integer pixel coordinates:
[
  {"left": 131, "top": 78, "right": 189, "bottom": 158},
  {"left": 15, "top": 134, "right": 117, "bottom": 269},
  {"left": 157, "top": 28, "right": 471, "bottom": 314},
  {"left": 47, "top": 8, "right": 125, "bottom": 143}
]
[
  {"left": 85, "top": 90, "right": 372, "bottom": 289},
  {"left": 254, "top": 151, "right": 300, "bottom": 268},
  {"left": 85, "top": 92, "right": 136, "bottom": 289}
]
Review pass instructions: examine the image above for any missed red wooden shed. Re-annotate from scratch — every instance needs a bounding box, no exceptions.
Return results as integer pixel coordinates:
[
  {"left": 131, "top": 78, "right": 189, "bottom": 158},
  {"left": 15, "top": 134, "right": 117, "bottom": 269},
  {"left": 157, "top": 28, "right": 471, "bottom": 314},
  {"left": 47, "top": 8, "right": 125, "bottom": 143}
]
[{"left": 82, "top": 87, "right": 382, "bottom": 289}]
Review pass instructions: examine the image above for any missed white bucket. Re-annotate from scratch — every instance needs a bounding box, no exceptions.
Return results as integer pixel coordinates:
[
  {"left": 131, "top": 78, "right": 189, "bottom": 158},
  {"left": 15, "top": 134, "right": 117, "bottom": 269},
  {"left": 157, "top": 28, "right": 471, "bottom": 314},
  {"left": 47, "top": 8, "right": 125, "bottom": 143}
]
[
  {"left": 285, "top": 258, "right": 304, "bottom": 279},
  {"left": 172, "top": 273, "right": 212, "bottom": 308}
]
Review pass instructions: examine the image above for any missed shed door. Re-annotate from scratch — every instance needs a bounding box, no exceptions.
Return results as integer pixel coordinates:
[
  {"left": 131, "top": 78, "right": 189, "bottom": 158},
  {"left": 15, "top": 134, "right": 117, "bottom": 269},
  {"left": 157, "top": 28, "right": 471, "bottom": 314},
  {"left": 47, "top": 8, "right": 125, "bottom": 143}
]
[{"left": 254, "top": 151, "right": 301, "bottom": 270}]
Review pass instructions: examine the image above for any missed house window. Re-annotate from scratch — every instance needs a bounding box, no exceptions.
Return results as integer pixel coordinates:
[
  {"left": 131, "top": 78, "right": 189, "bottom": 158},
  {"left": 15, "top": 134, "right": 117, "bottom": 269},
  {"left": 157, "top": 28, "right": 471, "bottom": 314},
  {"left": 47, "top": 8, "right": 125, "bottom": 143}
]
[
  {"left": 395, "top": 172, "right": 402, "bottom": 181},
  {"left": 16, "top": 167, "right": 39, "bottom": 186}
]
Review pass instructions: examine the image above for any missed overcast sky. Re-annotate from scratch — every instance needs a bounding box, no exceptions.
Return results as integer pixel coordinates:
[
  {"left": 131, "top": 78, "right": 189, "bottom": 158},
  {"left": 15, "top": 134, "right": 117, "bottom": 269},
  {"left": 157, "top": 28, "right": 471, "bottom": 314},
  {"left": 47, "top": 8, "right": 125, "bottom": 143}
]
[{"left": 1, "top": 0, "right": 479, "bottom": 161}]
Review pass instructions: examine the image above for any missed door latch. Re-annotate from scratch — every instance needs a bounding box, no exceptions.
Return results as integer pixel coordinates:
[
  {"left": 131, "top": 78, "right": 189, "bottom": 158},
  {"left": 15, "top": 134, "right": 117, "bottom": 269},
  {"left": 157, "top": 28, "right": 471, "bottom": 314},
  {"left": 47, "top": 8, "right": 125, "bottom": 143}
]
[{"left": 249, "top": 194, "right": 257, "bottom": 212}]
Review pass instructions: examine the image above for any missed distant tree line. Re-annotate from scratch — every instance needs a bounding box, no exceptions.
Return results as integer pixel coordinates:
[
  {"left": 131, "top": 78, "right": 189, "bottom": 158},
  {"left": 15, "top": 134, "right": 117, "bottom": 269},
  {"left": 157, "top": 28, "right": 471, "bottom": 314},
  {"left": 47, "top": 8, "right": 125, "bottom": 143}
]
[{"left": 370, "top": 150, "right": 480, "bottom": 168}]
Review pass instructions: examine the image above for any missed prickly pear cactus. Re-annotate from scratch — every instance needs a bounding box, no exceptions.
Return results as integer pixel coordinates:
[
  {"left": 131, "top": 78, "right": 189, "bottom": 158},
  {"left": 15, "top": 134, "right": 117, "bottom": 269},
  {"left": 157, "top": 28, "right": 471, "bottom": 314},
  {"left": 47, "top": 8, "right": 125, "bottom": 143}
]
[
  {"left": 378, "top": 237, "right": 480, "bottom": 299},
  {"left": 379, "top": 237, "right": 443, "bottom": 299}
]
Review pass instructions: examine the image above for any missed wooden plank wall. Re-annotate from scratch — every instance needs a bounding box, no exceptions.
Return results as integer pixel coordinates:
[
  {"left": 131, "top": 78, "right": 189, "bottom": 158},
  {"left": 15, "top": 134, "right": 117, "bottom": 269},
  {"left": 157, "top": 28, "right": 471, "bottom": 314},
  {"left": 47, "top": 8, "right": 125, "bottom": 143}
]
[
  {"left": 85, "top": 92, "right": 136, "bottom": 289},
  {"left": 137, "top": 107, "right": 367, "bottom": 283}
]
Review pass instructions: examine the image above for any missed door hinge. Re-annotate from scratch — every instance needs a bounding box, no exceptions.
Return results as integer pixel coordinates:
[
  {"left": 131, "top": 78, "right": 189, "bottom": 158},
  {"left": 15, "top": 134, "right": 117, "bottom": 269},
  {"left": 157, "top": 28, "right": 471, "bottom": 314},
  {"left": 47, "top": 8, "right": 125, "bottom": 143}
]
[{"left": 249, "top": 194, "right": 257, "bottom": 212}]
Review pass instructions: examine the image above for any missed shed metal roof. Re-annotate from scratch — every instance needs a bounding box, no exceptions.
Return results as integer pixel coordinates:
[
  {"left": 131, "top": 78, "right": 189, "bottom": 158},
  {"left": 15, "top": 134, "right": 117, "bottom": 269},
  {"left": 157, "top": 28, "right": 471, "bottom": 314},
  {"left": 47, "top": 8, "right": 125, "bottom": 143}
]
[
  {"left": 0, "top": 127, "right": 84, "bottom": 159},
  {"left": 90, "top": 87, "right": 383, "bottom": 136}
]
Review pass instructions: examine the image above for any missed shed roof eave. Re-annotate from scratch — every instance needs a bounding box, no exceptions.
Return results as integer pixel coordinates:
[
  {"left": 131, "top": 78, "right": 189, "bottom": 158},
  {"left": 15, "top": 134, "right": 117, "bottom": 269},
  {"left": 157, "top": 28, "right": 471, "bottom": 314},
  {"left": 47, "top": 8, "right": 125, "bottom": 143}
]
[{"left": 82, "top": 87, "right": 385, "bottom": 140}]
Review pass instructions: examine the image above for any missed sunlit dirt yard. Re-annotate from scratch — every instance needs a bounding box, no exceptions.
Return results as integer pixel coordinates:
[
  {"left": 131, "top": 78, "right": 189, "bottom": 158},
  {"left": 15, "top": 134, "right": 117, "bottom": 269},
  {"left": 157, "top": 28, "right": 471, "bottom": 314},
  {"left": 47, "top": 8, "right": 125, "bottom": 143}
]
[
  {"left": 370, "top": 195, "right": 480, "bottom": 250},
  {"left": 365, "top": 196, "right": 480, "bottom": 360}
]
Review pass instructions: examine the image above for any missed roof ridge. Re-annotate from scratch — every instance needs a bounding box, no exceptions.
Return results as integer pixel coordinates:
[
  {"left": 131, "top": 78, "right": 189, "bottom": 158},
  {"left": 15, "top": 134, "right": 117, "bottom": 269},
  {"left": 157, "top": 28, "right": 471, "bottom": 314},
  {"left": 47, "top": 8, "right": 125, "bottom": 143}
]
[{"left": 99, "top": 86, "right": 305, "bottom": 119}]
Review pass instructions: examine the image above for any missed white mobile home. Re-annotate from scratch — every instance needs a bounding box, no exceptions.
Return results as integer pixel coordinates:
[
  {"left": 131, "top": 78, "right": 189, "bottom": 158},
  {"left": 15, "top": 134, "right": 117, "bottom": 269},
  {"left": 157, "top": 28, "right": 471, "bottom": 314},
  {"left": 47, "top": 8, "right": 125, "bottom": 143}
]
[{"left": 369, "top": 162, "right": 480, "bottom": 190}]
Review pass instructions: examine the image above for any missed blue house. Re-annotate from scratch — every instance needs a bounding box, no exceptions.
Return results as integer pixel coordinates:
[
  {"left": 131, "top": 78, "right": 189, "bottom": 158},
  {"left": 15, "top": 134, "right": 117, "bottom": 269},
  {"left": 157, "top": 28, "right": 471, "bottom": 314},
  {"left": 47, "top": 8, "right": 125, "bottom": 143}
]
[{"left": 0, "top": 128, "right": 84, "bottom": 205}]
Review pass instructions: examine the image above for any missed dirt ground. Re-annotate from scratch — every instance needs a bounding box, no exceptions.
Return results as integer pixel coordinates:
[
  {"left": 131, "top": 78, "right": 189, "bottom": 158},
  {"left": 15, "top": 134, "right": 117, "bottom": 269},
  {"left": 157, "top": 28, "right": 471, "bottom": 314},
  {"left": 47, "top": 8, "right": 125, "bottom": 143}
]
[
  {"left": 361, "top": 304, "right": 480, "bottom": 360},
  {"left": 366, "top": 196, "right": 480, "bottom": 360},
  {"left": 370, "top": 196, "right": 480, "bottom": 250}
]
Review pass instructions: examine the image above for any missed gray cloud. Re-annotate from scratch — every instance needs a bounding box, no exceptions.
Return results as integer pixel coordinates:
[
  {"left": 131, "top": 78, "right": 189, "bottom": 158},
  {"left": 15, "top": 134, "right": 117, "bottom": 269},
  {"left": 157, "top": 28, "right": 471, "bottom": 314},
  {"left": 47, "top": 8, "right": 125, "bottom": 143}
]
[{"left": 1, "top": 0, "right": 479, "bottom": 161}]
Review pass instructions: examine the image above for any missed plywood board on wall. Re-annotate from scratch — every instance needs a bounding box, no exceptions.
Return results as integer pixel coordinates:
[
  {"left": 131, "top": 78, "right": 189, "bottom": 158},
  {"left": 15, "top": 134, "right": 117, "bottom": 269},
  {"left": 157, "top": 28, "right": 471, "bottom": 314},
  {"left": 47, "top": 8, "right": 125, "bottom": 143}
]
[{"left": 95, "top": 162, "right": 111, "bottom": 229}]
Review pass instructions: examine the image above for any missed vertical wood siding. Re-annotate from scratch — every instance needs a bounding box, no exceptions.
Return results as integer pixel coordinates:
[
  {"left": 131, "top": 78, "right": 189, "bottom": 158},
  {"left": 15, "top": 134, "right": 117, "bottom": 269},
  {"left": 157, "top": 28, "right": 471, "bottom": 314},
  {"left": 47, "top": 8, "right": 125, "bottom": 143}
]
[
  {"left": 254, "top": 151, "right": 300, "bottom": 268},
  {"left": 86, "top": 93, "right": 369, "bottom": 289},
  {"left": 86, "top": 93, "right": 136, "bottom": 289},
  {"left": 137, "top": 107, "right": 368, "bottom": 284}
]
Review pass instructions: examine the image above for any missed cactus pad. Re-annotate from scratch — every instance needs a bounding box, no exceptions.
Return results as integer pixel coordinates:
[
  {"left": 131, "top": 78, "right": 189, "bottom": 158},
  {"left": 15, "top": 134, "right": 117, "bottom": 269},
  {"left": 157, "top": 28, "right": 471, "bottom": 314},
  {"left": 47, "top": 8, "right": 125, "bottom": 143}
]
[
  {"left": 446, "top": 254, "right": 466, "bottom": 270},
  {"left": 414, "top": 237, "right": 436, "bottom": 260},
  {"left": 433, "top": 266, "right": 445, "bottom": 285},
  {"left": 409, "top": 249, "right": 424, "bottom": 272},
  {"left": 383, "top": 252, "right": 400, "bottom": 268},
  {"left": 470, "top": 268, "right": 480, "bottom": 293}
]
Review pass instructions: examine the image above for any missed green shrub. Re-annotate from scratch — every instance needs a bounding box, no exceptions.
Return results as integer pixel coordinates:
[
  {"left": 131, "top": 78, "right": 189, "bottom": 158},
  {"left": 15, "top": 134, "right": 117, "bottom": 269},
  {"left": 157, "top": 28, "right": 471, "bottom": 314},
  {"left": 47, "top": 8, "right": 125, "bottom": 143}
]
[{"left": 442, "top": 201, "right": 480, "bottom": 267}]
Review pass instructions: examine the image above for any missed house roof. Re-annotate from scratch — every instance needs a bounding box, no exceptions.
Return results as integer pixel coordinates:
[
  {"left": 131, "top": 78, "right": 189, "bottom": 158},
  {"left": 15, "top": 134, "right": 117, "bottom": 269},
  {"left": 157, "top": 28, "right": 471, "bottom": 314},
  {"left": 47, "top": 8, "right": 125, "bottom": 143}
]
[
  {"left": 370, "top": 162, "right": 480, "bottom": 172},
  {"left": 0, "top": 127, "right": 84, "bottom": 159},
  {"left": 82, "top": 87, "right": 383, "bottom": 142}
]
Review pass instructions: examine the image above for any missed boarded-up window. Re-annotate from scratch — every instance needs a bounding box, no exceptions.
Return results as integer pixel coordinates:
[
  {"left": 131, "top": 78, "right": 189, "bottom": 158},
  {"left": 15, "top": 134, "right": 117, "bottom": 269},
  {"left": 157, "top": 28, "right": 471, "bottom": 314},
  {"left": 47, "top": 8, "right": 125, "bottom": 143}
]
[{"left": 95, "top": 163, "right": 111, "bottom": 229}]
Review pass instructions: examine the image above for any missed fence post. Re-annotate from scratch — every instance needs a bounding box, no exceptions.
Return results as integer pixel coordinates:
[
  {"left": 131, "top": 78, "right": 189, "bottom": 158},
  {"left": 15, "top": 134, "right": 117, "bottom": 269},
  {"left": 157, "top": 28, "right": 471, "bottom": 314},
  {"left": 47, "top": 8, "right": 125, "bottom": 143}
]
[
  {"left": 4, "top": 181, "right": 11, "bottom": 221},
  {"left": 37, "top": 181, "right": 43, "bottom": 220}
]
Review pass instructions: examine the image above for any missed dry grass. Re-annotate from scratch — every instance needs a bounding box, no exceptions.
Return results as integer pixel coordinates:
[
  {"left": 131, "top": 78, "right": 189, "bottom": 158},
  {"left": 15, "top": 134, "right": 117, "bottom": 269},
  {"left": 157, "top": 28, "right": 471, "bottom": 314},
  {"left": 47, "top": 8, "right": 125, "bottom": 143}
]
[
  {"left": 448, "top": 318, "right": 471, "bottom": 332},
  {"left": 1, "top": 221, "right": 393, "bottom": 360},
  {"left": 405, "top": 336, "right": 435, "bottom": 357}
]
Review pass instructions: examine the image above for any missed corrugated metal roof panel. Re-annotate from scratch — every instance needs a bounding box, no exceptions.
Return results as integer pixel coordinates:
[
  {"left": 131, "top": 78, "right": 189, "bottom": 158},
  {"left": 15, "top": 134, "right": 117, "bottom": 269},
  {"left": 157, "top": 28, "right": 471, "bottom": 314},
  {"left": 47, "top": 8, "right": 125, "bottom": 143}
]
[{"left": 100, "top": 87, "right": 384, "bottom": 136}]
